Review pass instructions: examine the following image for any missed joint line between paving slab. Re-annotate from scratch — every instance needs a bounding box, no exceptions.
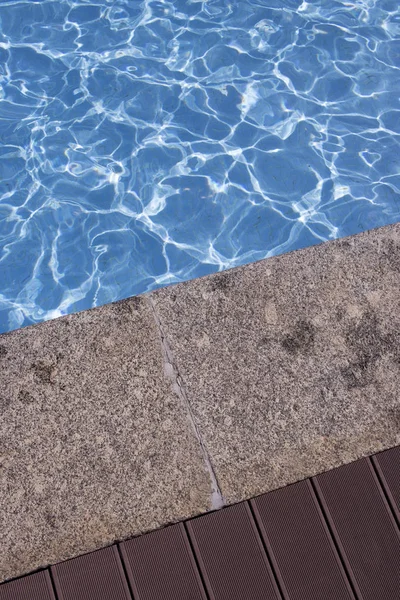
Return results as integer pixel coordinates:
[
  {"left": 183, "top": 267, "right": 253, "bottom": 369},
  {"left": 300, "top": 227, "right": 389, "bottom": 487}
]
[{"left": 147, "top": 295, "right": 224, "bottom": 510}]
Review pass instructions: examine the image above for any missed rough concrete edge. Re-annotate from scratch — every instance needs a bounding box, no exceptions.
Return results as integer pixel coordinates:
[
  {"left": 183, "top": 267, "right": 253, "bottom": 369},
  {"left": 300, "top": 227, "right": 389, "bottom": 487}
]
[
  {"left": 146, "top": 222, "right": 400, "bottom": 299},
  {"left": 146, "top": 295, "right": 224, "bottom": 510},
  {"left": 0, "top": 222, "right": 394, "bottom": 341}
]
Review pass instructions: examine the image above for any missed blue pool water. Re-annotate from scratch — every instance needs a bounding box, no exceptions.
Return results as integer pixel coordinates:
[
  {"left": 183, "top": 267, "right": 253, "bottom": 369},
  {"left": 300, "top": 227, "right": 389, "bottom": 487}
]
[{"left": 0, "top": 0, "right": 399, "bottom": 333}]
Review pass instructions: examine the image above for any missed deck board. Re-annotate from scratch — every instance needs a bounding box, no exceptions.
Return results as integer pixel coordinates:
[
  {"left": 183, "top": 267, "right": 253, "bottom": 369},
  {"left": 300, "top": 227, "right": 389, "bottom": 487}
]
[
  {"left": 0, "top": 571, "right": 55, "bottom": 600},
  {"left": 120, "top": 523, "right": 207, "bottom": 600},
  {"left": 252, "top": 479, "right": 355, "bottom": 600},
  {"left": 373, "top": 446, "right": 400, "bottom": 522},
  {"left": 314, "top": 458, "right": 400, "bottom": 600},
  {"left": 187, "top": 502, "right": 281, "bottom": 600},
  {"left": 51, "top": 546, "right": 131, "bottom": 600}
]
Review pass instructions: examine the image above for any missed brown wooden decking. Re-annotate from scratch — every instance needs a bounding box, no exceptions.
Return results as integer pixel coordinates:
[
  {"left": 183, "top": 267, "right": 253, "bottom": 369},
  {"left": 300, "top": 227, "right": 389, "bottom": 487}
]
[{"left": 1, "top": 446, "right": 399, "bottom": 600}]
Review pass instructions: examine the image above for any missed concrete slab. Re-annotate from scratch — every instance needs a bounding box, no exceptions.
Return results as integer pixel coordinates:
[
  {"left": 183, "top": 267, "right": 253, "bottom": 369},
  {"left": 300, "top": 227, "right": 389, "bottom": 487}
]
[
  {"left": 0, "top": 297, "right": 211, "bottom": 582},
  {"left": 152, "top": 224, "right": 400, "bottom": 504}
]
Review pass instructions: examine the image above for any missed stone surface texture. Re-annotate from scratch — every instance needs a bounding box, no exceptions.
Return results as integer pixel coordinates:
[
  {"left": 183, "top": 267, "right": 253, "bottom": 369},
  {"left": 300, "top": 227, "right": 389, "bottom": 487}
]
[
  {"left": 1, "top": 223, "right": 400, "bottom": 584},
  {"left": 0, "top": 297, "right": 211, "bottom": 582},
  {"left": 152, "top": 224, "right": 400, "bottom": 504}
]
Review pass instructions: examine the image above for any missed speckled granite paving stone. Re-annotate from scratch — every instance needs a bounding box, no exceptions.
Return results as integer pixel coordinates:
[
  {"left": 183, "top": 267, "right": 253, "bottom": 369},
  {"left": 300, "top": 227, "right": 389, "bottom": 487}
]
[
  {"left": 0, "top": 297, "right": 211, "bottom": 582},
  {"left": 152, "top": 223, "right": 400, "bottom": 504}
]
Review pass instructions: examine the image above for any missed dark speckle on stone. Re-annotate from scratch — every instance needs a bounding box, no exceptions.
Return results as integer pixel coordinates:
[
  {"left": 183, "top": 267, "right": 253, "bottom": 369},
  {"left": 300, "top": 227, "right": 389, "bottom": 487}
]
[
  {"left": 385, "top": 332, "right": 400, "bottom": 364},
  {"left": 0, "top": 345, "right": 7, "bottom": 358},
  {"left": 340, "top": 360, "right": 373, "bottom": 389},
  {"left": 114, "top": 296, "right": 142, "bottom": 314},
  {"left": 341, "top": 310, "right": 399, "bottom": 389},
  {"left": 210, "top": 272, "right": 231, "bottom": 292},
  {"left": 259, "top": 335, "right": 272, "bottom": 347},
  {"left": 379, "top": 239, "right": 400, "bottom": 272},
  {"left": 32, "top": 362, "right": 54, "bottom": 384},
  {"left": 18, "top": 390, "right": 35, "bottom": 404},
  {"left": 129, "top": 296, "right": 142, "bottom": 310},
  {"left": 388, "top": 406, "right": 400, "bottom": 431},
  {"left": 281, "top": 320, "right": 315, "bottom": 354},
  {"left": 0, "top": 396, "right": 11, "bottom": 410},
  {"left": 44, "top": 512, "right": 57, "bottom": 529},
  {"left": 335, "top": 307, "right": 344, "bottom": 321},
  {"left": 345, "top": 311, "right": 383, "bottom": 365}
]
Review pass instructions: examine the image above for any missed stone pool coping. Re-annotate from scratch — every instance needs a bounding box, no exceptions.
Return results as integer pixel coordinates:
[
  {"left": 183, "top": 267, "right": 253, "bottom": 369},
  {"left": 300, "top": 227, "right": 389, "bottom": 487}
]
[{"left": 1, "top": 222, "right": 400, "bottom": 582}]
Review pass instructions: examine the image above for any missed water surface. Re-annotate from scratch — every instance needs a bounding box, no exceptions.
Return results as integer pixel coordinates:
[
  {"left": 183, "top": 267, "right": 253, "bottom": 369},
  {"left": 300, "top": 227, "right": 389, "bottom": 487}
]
[{"left": 0, "top": 0, "right": 399, "bottom": 332}]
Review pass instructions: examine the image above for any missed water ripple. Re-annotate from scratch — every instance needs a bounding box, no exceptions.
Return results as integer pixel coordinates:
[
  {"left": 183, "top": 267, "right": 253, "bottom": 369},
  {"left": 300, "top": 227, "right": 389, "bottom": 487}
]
[{"left": 0, "top": 0, "right": 399, "bottom": 332}]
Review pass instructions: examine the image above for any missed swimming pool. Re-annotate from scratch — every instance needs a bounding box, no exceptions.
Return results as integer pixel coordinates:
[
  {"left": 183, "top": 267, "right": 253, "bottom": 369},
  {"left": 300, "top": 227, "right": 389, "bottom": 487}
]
[{"left": 0, "top": 0, "right": 399, "bottom": 333}]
